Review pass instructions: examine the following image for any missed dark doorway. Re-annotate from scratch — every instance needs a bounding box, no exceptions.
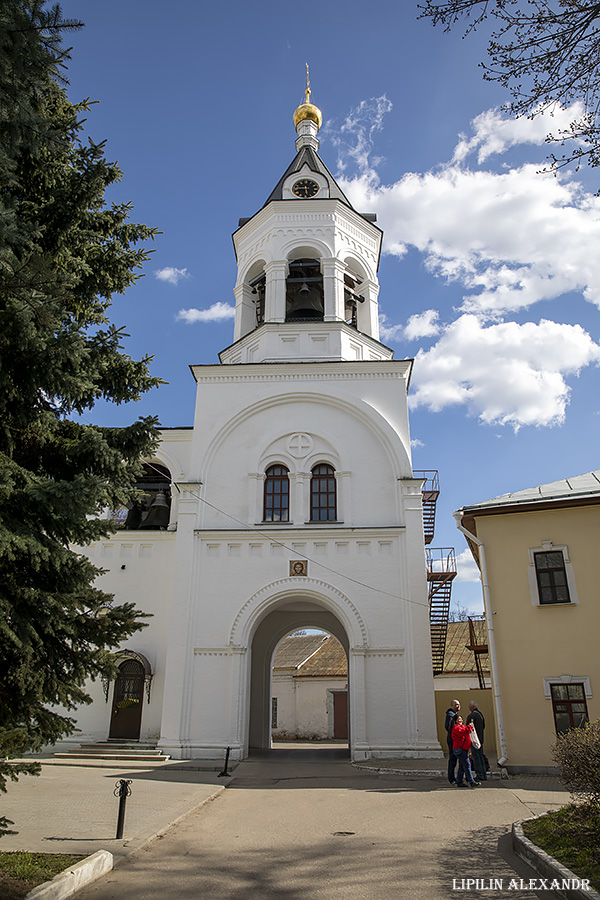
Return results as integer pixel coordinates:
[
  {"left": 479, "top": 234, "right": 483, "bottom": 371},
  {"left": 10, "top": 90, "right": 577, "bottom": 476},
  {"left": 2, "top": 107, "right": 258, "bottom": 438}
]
[
  {"left": 333, "top": 691, "right": 348, "bottom": 739},
  {"left": 109, "top": 659, "right": 144, "bottom": 740}
]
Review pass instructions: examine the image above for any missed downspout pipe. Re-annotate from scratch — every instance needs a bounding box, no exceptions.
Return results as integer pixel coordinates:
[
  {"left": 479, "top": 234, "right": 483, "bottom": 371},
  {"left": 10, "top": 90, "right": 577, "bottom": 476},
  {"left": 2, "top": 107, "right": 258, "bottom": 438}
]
[{"left": 453, "top": 510, "right": 508, "bottom": 767}]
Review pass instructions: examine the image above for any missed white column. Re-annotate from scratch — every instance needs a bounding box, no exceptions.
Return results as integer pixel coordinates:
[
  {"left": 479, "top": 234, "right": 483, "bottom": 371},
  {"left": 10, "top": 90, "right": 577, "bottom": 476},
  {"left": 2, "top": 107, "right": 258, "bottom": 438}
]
[
  {"left": 349, "top": 648, "right": 369, "bottom": 759},
  {"left": 264, "top": 261, "right": 288, "bottom": 323},
  {"left": 321, "top": 258, "right": 346, "bottom": 321},
  {"left": 249, "top": 472, "right": 263, "bottom": 523},
  {"left": 338, "top": 470, "right": 352, "bottom": 526},
  {"left": 233, "top": 282, "right": 257, "bottom": 342},
  {"left": 357, "top": 279, "right": 380, "bottom": 340},
  {"left": 158, "top": 487, "right": 201, "bottom": 757},
  {"left": 292, "top": 472, "right": 308, "bottom": 525}
]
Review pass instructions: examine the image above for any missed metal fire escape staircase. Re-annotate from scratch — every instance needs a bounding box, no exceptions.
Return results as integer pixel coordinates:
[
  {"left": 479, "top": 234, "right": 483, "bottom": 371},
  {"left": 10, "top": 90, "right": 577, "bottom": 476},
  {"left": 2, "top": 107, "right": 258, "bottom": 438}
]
[
  {"left": 426, "top": 548, "right": 457, "bottom": 675},
  {"left": 414, "top": 469, "right": 439, "bottom": 546},
  {"left": 414, "top": 471, "right": 456, "bottom": 675},
  {"left": 466, "top": 616, "right": 489, "bottom": 689}
]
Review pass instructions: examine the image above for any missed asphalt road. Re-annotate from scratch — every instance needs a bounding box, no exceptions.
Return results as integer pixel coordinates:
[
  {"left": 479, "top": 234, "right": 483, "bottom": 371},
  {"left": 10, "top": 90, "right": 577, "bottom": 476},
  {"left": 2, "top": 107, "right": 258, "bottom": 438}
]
[{"left": 71, "top": 752, "right": 568, "bottom": 900}]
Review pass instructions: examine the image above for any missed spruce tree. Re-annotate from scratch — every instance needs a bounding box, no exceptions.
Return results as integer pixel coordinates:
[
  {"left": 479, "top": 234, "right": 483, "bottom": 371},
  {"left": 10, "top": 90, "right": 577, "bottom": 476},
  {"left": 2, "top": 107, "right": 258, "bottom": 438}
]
[{"left": 0, "top": 0, "right": 160, "bottom": 834}]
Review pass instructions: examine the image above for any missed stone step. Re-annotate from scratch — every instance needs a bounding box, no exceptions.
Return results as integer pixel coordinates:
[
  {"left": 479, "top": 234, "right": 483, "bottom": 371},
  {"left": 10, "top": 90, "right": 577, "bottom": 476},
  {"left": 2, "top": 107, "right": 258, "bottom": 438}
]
[
  {"left": 79, "top": 742, "right": 160, "bottom": 751},
  {"left": 53, "top": 751, "right": 171, "bottom": 760},
  {"left": 54, "top": 741, "right": 170, "bottom": 761}
]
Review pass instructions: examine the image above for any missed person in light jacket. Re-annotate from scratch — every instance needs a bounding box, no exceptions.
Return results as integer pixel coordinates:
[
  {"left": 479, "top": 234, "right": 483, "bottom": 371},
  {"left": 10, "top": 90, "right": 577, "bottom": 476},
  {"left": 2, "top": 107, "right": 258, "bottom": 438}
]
[{"left": 467, "top": 701, "right": 487, "bottom": 781}]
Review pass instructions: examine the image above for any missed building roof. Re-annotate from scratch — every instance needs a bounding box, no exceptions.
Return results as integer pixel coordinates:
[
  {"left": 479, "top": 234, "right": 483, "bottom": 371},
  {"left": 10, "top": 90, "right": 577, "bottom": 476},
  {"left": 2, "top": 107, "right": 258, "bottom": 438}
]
[
  {"left": 442, "top": 620, "right": 490, "bottom": 675},
  {"left": 272, "top": 634, "right": 347, "bottom": 677},
  {"left": 295, "top": 636, "right": 347, "bottom": 678},
  {"left": 459, "top": 469, "right": 600, "bottom": 516},
  {"left": 263, "top": 145, "right": 353, "bottom": 207},
  {"left": 272, "top": 634, "right": 328, "bottom": 669}
]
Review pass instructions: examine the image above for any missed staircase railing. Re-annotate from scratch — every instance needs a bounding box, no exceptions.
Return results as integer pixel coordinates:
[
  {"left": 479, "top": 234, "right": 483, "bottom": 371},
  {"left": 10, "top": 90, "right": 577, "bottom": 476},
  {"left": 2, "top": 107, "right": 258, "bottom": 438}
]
[
  {"left": 427, "top": 547, "right": 456, "bottom": 675},
  {"left": 414, "top": 470, "right": 440, "bottom": 545}
]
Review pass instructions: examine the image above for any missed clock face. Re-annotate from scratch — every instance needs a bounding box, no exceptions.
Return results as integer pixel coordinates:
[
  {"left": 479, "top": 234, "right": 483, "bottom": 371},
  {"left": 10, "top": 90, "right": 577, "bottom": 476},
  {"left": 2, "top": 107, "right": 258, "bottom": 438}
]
[{"left": 292, "top": 178, "right": 319, "bottom": 199}]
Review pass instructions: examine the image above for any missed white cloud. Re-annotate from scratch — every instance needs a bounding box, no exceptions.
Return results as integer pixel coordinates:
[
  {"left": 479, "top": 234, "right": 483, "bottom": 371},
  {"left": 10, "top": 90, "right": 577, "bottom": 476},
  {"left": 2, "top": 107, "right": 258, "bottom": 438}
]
[
  {"left": 155, "top": 267, "right": 190, "bottom": 285},
  {"left": 339, "top": 108, "right": 600, "bottom": 318},
  {"left": 379, "top": 309, "right": 441, "bottom": 343},
  {"left": 177, "top": 302, "right": 235, "bottom": 324},
  {"left": 378, "top": 314, "right": 405, "bottom": 343},
  {"left": 410, "top": 438, "right": 425, "bottom": 448},
  {"left": 453, "top": 103, "right": 586, "bottom": 164},
  {"left": 409, "top": 315, "right": 600, "bottom": 429},
  {"left": 334, "top": 101, "right": 600, "bottom": 429},
  {"left": 404, "top": 309, "right": 441, "bottom": 340},
  {"left": 329, "top": 95, "right": 393, "bottom": 180},
  {"left": 342, "top": 164, "right": 600, "bottom": 316},
  {"left": 455, "top": 548, "right": 481, "bottom": 584}
]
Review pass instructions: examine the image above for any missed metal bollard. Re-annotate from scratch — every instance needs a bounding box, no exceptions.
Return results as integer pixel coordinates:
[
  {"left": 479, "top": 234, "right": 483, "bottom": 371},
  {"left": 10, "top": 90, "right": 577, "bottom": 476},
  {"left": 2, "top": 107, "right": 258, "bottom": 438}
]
[
  {"left": 218, "top": 747, "right": 231, "bottom": 778},
  {"left": 114, "top": 779, "right": 132, "bottom": 839}
]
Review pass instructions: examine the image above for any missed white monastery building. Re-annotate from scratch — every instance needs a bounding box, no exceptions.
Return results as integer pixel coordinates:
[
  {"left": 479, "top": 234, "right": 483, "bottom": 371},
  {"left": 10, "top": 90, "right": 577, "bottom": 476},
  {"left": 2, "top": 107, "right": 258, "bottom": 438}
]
[{"left": 67, "top": 84, "right": 442, "bottom": 762}]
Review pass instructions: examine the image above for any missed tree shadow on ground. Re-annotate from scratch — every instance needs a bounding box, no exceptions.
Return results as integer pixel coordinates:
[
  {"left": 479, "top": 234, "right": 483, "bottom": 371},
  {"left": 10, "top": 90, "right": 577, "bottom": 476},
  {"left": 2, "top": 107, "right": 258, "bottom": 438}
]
[
  {"left": 75, "top": 824, "right": 563, "bottom": 900},
  {"left": 436, "top": 824, "right": 563, "bottom": 900}
]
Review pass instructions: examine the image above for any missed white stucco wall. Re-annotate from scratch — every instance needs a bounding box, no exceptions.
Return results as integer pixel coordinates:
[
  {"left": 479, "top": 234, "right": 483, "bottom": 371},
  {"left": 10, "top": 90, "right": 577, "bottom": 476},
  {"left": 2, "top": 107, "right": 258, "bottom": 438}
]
[{"left": 272, "top": 675, "right": 348, "bottom": 740}]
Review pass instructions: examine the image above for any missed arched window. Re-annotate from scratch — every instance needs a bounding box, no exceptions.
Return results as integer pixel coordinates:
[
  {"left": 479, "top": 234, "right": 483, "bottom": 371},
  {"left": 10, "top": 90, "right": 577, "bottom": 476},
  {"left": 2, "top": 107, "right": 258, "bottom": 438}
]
[
  {"left": 249, "top": 270, "right": 266, "bottom": 326},
  {"left": 286, "top": 258, "right": 324, "bottom": 321},
  {"left": 310, "top": 464, "right": 337, "bottom": 521},
  {"left": 264, "top": 465, "right": 290, "bottom": 522},
  {"left": 122, "top": 463, "right": 172, "bottom": 530}
]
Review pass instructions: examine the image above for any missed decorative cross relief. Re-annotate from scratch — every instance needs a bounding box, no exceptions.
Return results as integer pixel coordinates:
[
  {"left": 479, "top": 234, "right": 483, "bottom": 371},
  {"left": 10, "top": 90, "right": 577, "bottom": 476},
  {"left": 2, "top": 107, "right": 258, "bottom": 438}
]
[{"left": 287, "top": 433, "right": 313, "bottom": 458}]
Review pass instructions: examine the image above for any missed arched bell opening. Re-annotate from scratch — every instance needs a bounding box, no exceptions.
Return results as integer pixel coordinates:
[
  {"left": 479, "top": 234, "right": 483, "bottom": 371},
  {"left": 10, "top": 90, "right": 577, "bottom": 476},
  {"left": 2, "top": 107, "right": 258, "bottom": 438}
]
[
  {"left": 122, "top": 463, "right": 172, "bottom": 531},
  {"left": 342, "top": 259, "right": 367, "bottom": 330},
  {"left": 248, "top": 601, "right": 350, "bottom": 756},
  {"left": 244, "top": 259, "right": 267, "bottom": 329},
  {"left": 285, "top": 258, "right": 324, "bottom": 322}
]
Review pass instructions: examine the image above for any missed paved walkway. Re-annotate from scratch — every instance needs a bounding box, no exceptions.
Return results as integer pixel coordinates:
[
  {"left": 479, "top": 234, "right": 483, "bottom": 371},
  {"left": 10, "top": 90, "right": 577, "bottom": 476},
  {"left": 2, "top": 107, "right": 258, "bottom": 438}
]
[
  {"left": 4, "top": 745, "right": 570, "bottom": 900},
  {"left": 1, "top": 756, "right": 229, "bottom": 859}
]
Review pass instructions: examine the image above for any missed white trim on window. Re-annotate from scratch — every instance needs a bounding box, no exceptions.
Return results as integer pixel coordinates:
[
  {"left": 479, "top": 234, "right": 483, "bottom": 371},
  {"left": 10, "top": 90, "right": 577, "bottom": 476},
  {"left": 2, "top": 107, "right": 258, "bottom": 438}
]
[
  {"left": 527, "top": 541, "right": 578, "bottom": 606},
  {"left": 543, "top": 676, "right": 592, "bottom": 699}
]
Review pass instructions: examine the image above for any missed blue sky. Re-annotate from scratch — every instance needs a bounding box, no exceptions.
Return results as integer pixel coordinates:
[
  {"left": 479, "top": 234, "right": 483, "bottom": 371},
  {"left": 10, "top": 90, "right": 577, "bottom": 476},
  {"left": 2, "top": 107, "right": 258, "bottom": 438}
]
[{"left": 59, "top": 1, "right": 600, "bottom": 614}]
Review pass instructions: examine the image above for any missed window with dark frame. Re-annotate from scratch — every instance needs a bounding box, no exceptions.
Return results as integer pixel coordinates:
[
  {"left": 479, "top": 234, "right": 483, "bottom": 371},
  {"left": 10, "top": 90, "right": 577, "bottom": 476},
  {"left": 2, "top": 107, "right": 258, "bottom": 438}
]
[
  {"left": 534, "top": 551, "right": 571, "bottom": 604},
  {"left": 550, "top": 683, "right": 588, "bottom": 734},
  {"left": 264, "top": 465, "right": 289, "bottom": 522},
  {"left": 310, "top": 464, "right": 337, "bottom": 521}
]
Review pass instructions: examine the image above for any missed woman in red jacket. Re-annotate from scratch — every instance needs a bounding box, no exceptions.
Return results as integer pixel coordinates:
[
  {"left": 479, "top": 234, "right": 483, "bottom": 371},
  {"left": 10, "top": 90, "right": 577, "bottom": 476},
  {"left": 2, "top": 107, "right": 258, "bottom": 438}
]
[{"left": 451, "top": 715, "right": 479, "bottom": 788}]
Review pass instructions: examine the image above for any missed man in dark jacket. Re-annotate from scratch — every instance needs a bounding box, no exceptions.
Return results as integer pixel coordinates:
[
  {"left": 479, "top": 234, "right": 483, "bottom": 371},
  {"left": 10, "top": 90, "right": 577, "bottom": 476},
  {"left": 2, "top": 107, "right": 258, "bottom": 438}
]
[
  {"left": 466, "top": 701, "right": 487, "bottom": 781},
  {"left": 444, "top": 699, "right": 460, "bottom": 784}
]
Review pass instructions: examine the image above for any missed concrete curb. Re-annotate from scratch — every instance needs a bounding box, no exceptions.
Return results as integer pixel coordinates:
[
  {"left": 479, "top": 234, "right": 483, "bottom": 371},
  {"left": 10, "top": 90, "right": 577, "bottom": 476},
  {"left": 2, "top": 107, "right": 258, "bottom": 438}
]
[
  {"left": 352, "top": 764, "right": 446, "bottom": 776},
  {"left": 512, "top": 816, "right": 600, "bottom": 900},
  {"left": 25, "top": 850, "right": 113, "bottom": 900}
]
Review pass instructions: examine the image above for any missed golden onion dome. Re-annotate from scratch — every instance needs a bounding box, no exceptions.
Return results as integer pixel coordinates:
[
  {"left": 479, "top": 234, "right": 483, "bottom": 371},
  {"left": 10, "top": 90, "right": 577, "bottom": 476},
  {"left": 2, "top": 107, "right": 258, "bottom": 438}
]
[{"left": 293, "top": 65, "right": 322, "bottom": 132}]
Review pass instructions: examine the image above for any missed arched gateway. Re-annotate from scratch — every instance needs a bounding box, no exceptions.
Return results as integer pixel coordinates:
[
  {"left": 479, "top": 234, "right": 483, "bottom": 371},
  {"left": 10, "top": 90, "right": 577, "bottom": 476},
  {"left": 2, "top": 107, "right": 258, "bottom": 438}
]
[
  {"left": 231, "top": 578, "right": 365, "bottom": 754},
  {"left": 60, "top": 83, "right": 442, "bottom": 764}
]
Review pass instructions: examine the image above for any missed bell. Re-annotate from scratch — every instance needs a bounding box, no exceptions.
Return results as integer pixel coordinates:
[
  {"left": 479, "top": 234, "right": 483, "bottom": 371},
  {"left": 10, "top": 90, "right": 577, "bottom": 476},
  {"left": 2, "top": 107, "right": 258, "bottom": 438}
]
[
  {"left": 139, "top": 491, "right": 170, "bottom": 530},
  {"left": 287, "top": 282, "right": 324, "bottom": 320},
  {"left": 124, "top": 500, "right": 145, "bottom": 530}
]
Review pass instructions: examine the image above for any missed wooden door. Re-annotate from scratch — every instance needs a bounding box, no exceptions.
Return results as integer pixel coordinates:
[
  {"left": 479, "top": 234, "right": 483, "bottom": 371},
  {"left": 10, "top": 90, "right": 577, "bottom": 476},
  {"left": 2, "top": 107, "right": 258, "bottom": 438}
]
[
  {"left": 333, "top": 691, "right": 348, "bottom": 740},
  {"left": 109, "top": 659, "right": 144, "bottom": 740}
]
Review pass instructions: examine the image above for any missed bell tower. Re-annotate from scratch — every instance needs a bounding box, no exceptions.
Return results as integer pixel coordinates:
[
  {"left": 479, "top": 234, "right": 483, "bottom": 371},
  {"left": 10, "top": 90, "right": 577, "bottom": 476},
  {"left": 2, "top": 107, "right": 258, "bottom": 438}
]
[
  {"left": 155, "top": 77, "right": 440, "bottom": 763},
  {"left": 222, "top": 75, "right": 390, "bottom": 365}
]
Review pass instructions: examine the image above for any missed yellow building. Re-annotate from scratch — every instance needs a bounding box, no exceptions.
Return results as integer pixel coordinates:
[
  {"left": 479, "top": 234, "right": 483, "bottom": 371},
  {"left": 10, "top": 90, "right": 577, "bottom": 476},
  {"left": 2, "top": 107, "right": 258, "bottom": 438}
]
[{"left": 455, "top": 471, "right": 600, "bottom": 774}]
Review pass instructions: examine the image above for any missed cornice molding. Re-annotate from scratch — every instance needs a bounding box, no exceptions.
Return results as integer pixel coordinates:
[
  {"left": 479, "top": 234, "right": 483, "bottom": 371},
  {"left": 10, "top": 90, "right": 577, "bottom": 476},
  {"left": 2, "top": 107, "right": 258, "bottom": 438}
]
[{"left": 192, "top": 360, "right": 412, "bottom": 384}]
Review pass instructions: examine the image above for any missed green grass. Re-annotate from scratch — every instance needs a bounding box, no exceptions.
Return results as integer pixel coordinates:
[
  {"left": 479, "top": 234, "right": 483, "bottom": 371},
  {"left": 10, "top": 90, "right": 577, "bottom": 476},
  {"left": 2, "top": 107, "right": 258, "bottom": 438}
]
[
  {"left": 0, "top": 851, "right": 86, "bottom": 900},
  {"left": 522, "top": 803, "right": 600, "bottom": 893}
]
